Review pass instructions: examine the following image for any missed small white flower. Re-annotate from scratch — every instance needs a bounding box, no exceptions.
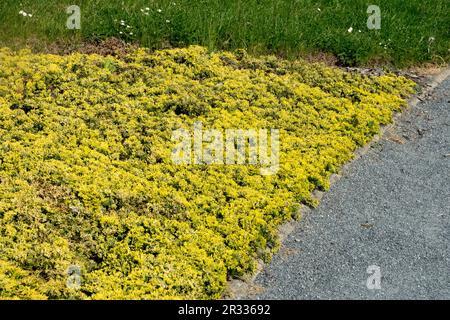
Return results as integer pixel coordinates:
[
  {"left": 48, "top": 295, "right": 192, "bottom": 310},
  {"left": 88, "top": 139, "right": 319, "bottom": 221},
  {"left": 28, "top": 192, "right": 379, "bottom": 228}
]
[
  {"left": 126, "top": 25, "right": 131, "bottom": 28},
  {"left": 358, "top": 29, "right": 361, "bottom": 33},
  {"left": 317, "top": 8, "right": 321, "bottom": 12},
  {"left": 119, "top": 31, "right": 123, "bottom": 34},
  {"left": 157, "top": 9, "right": 162, "bottom": 13},
  {"left": 166, "top": 20, "right": 170, "bottom": 23},
  {"left": 19, "top": 10, "right": 24, "bottom": 15},
  {"left": 28, "top": 13, "right": 32, "bottom": 17},
  {"left": 146, "top": 7, "right": 150, "bottom": 10},
  {"left": 348, "top": 27, "right": 353, "bottom": 33},
  {"left": 129, "top": 32, "right": 133, "bottom": 35}
]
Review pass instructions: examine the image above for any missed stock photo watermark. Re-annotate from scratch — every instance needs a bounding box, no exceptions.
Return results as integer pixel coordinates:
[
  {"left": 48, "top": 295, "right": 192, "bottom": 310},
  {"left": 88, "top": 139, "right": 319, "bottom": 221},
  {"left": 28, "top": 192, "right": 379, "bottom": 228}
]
[
  {"left": 171, "top": 122, "right": 280, "bottom": 175},
  {"left": 366, "top": 265, "right": 382, "bottom": 290},
  {"left": 367, "top": 5, "right": 381, "bottom": 30},
  {"left": 66, "top": 5, "right": 81, "bottom": 30},
  {"left": 66, "top": 264, "right": 82, "bottom": 290}
]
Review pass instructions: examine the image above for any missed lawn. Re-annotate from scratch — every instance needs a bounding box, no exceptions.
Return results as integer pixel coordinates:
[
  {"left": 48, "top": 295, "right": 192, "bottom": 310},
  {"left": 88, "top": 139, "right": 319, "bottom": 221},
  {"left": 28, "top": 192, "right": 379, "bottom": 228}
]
[{"left": 0, "top": 0, "right": 449, "bottom": 66}]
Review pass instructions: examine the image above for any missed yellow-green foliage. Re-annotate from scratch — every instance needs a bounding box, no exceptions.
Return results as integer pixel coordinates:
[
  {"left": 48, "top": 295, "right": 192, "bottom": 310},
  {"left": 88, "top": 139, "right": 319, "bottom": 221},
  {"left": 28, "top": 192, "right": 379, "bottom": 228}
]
[{"left": 0, "top": 46, "right": 414, "bottom": 299}]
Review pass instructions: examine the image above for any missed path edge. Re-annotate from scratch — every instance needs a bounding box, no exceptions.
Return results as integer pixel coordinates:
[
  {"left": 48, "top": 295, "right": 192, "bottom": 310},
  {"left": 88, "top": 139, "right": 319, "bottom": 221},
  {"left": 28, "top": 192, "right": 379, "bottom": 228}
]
[{"left": 224, "top": 66, "right": 450, "bottom": 299}]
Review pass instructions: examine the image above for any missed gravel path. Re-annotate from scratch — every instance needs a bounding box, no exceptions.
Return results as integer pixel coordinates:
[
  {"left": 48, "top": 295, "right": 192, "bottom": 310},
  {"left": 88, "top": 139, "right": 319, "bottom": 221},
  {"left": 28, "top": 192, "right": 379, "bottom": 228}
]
[{"left": 247, "top": 75, "right": 450, "bottom": 300}]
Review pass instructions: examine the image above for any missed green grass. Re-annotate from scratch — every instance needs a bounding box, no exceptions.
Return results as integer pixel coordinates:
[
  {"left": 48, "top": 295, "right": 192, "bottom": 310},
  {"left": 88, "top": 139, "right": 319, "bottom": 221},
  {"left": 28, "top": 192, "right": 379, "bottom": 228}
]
[{"left": 0, "top": 0, "right": 449, "bottom": 66}]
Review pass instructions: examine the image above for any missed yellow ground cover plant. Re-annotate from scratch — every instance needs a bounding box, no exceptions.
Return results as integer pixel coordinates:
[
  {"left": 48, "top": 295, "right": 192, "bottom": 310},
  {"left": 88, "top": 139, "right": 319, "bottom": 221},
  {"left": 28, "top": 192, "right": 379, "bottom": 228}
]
[{"left": 0, "top": 46, "right": 414, "bottom": 299}]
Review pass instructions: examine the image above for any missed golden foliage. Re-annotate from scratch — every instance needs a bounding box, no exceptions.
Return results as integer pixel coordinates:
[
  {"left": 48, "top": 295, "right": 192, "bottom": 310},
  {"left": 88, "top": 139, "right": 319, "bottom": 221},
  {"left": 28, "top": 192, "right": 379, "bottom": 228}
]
[{"left": 0, "top": 46, "right": 414, "bottom": 299}]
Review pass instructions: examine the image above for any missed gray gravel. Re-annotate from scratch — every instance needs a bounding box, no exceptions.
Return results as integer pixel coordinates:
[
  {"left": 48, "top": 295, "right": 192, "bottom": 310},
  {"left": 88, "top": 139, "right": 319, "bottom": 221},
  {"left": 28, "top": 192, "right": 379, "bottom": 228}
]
[{"left": 247, "top": 76, "right": 450, "bottom": 300}]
